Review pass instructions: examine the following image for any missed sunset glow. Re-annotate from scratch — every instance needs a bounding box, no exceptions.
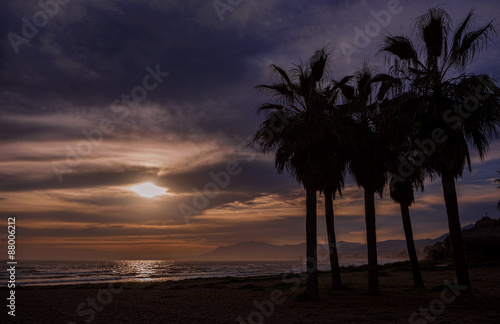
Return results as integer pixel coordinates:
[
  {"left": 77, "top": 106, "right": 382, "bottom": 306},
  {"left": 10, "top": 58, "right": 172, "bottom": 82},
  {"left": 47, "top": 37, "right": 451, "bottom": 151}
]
[
  {"left": 1, "top": 0, "right": 499, "bottom": 263},
  {"left": 131, "top": 183, "right": 167, "bottom": 198}
]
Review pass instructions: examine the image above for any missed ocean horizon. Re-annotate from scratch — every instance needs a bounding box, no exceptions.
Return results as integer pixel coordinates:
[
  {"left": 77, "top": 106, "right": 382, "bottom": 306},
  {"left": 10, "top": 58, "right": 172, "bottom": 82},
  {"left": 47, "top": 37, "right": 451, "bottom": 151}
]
[{"left": 0, "top": 259, "right": 393, "bottom": 287}]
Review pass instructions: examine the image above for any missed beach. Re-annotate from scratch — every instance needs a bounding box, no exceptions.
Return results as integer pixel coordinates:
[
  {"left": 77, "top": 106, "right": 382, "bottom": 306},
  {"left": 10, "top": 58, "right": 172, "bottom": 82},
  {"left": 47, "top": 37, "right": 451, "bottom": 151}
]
[{"left": 5, "top": 262, "right": 500, "bottom": 323}]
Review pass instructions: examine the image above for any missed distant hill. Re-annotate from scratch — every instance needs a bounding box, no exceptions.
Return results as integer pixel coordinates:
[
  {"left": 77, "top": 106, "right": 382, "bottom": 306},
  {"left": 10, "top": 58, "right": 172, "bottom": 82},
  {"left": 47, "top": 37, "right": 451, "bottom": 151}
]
[
  {"left": 197, "top": 241, "right": 305, "bottom": 261},
  {"left": 197, "top": 225, "right": 474, "bottom": 261},
  {"left": 434, "top": 223, "right": 474, "bottom": 242}
]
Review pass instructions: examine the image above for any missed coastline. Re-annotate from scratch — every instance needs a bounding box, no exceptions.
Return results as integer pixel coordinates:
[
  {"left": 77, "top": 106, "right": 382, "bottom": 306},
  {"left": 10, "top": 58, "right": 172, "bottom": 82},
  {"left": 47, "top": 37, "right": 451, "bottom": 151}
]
[
  {"left": 4, "top": 262, "right": 500, "bottom": 323},
  {"left": 1, "top": 259, "right": 390, "bottom": 288}
]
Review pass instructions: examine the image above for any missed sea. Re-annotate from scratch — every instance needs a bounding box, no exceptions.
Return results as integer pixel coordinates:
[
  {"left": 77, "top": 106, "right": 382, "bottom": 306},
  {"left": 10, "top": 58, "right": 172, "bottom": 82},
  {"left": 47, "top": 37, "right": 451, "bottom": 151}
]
[{"left": 0, "top": 259, "right": 373, "bottom": 287}]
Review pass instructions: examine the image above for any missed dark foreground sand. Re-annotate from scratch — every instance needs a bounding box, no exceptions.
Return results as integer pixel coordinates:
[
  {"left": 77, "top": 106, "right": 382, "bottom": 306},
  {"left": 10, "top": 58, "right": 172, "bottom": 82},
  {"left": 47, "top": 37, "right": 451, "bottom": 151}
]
[{"left": 3, "top": 262, "right": 500, "bottom": 323}]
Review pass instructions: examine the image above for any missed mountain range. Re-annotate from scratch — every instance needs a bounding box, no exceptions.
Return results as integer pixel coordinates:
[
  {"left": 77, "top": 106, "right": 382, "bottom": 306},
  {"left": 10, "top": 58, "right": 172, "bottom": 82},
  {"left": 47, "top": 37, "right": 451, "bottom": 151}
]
[{"left": 196, "top": 224, "right": 474, "bottom": 261}]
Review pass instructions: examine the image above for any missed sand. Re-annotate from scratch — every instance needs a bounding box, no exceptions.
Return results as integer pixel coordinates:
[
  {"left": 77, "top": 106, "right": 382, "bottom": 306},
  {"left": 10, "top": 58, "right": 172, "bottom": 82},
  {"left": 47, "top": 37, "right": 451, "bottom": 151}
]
[{"left": 4, "top": 262, "right": 500, "bottom": 323}]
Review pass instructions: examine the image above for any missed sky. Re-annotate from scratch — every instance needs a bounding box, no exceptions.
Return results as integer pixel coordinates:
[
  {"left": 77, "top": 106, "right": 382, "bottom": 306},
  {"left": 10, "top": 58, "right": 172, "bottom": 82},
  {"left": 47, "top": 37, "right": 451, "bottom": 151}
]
[{"left": 1, "top": 0, "right": 500, "bottom": 260}]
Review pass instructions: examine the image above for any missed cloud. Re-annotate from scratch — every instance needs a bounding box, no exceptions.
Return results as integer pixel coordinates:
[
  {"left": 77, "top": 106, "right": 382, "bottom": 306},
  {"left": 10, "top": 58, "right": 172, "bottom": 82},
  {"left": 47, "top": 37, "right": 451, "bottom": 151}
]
[
  {"left": 0, "top": 165, "right": 159, "bottom": 192},
  {"left": 1, "top": 0, "right": 500, "bottom": 259}
]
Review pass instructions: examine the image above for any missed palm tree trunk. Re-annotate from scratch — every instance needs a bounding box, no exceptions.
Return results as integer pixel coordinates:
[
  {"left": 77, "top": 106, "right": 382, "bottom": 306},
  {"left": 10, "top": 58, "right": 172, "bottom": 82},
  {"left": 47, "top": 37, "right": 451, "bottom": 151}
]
[
  {"left": 364, "top": 188, "right": 379, "bottom": 295},
  {"left": 324, "top": 189, "right": 342, "bottom": 290},
  {"left": 305, "top": 187, "right": 319, "bottom": 300},
  {"left": 400, "top": 202, "right": 425, "bottom": 288},
  {"left": 441, "top": 172, "right": 472, "bottom": 300}
]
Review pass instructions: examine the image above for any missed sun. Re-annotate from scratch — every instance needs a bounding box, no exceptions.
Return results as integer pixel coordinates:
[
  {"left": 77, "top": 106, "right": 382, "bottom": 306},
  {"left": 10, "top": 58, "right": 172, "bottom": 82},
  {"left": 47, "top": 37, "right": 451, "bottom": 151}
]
[{"left": 131, "top": 182, "right": 167, "bottom": 198}]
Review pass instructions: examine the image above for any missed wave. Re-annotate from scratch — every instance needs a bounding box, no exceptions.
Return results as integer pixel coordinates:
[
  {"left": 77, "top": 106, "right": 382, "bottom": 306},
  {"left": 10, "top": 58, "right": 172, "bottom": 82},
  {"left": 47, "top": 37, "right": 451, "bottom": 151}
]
[{"left": 1, "top": 259, "right": 370, "bottom": 287}]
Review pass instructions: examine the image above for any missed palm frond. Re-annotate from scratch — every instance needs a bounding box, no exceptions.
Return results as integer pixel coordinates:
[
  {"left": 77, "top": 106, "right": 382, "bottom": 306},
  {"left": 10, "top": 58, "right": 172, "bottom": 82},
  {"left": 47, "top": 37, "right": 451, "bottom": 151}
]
[
  {"left": 450, "top": 21, "right": 497, "bottom": 69},
  {"left": 413, "top": 6, "right": 451, "bottom": 42},
  {"left": 252, "top": 48, "right": 352, "bottom": 192},
  {"left": 451, "top": 8, "right": 475, "bottom": 55},
  {"left": 309, "top": 48, "right": 329, "bottom": 82},
  {"left": 414, "top": 7, "right": 451, "bottom": 60},
  {"left": 379, "top": 35, "right": 422, "bottom": 74},
  {"left": 332, "top": 76, "right": 355, "bottom": 100},
  {"left": 256, "top": 103, "right": 287, "bottom": 113},
  {"left": 270, "top": 64, "right": 296, "bottom": 90}
]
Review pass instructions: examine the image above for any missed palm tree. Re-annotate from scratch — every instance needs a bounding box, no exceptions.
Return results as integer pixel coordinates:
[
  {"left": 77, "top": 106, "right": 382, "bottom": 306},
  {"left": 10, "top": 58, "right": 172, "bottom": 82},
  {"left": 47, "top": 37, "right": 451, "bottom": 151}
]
[
  {"left": 388, "top": 169, "right": 425, "bottom": 288},
  {"left": 321, "top": 146, "right": 347, "bottom": 290},
  {"left": 495, "top": 171, "right": 500, "bottom": 211},
  {"left": 380, "top": 6, "right": 500, "bottom": 299},
  {"left": 381, "top": 92, "right": 426, "bottom": 289},
  {"left": 334, "top": 63, "right": 400, "bottom": 295},
  {"left": 252, "top": 49, "right": 350, "bottom": 299},
  {"left": 323, "top": 188, "right": 342, "bottom": 289}
]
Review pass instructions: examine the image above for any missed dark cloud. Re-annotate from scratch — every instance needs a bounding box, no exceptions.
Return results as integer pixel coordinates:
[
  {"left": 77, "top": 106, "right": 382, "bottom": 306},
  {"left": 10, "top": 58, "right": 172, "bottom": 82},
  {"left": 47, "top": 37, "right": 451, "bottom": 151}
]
[
  {"left": 1, "top": 0, "right": 500, "bottom": 259},
  {"left": 158, "top": 158, "right": 299, "bottom": 194},
  {"left": 10, "top": 210, "right": 307, "bottom": 246},
  {"left": 0, "top": 115, "right": 92, "bottom": 142},
  {"left": 0, "top": 165, "right": 160, "bottom": 192}
]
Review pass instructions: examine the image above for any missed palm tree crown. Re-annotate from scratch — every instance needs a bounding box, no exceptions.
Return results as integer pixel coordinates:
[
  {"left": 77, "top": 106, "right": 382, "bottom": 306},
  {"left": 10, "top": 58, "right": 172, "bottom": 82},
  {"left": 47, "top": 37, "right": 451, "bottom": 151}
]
[
  {"left": 333, "top": 62, "right": 401, "bottom": 295},
  {"left": 255, "top": 52, "right": 352, "bottom": 186},
  {"left": 381, "top": 7, "right": 500, "bottom": 177},
  {"left": 252, "top": 48, "right": 352, "bottom": 299},
  {"left": 380, "top": 6, "right": 500, "bottom": 300}
]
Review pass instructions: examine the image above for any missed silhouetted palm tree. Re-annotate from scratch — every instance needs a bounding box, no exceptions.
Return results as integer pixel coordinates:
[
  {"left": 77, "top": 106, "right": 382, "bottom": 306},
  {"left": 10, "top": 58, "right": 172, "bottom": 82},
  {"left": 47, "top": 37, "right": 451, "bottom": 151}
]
[
  {"left": 495, "top": 172, "right": 500, "bottom": 211},
  {"left": 252, "top": 49, "right": 350, "bottom": 299},
  {"left": 321, "top": 144, "right": 346, "bottom": 290},
  {"left": 323, "top": 188, "right": 342, "bottom": 289},
  {"left": 388, "top": 169, "right": 425, "bottom": 288},
  {"left": 380, "top": 6, "right": 500, "bottom": 299},
  {"left": 381, "top": 90, "right": 426, "bottom": 289},
  {"left": 334, "top": 63, "right": 400, "bottom": 295}
]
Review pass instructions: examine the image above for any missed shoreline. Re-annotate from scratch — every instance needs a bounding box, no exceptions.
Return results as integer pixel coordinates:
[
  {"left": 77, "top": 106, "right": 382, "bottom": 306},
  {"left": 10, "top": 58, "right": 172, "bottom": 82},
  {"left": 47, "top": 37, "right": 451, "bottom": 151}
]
[
  {"left": 4, "top": 259, "right": 414, "bottom": 288},
  {"left": 3, "top": 258, "right": 413, "bottom": 288},
  {"left": 4, "top": 262, "right": 500, "bottom": 323},
  {"left": 2, "top": 259, "right": 472, "bottom": 288}
]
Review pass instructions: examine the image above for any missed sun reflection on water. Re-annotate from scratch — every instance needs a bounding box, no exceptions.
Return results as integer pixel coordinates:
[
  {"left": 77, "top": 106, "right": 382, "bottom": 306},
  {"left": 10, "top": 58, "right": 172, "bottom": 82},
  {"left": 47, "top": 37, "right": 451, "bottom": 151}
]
[{"left": 115, "top": 260, "right": 175, "bottom": 282}]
